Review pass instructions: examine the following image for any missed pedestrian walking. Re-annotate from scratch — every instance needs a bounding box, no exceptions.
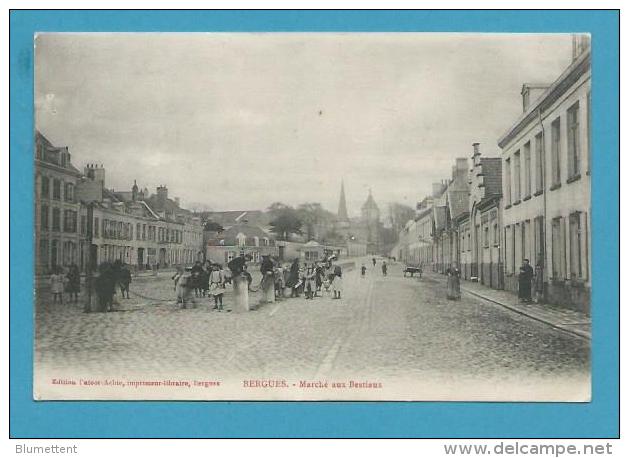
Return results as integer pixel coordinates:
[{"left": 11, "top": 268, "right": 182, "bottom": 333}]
[
  {"left": 372, "top": 257, "right": 376, "bottom": 267},
  {"left": 118, "top": 263, "right": 132, "bottom": 299},
  {"left": 518, "top": 259, "right": 534, "bottom": 303},
  {"left": 65, "top": 263, "right": 81, "bottom": 303},
  {"left": 208, "top": 264, "right": 225, "bottom": 311},
  {"left": 361, "top": 264, "right": 367, "bottom": 278},
  {"left": 287, "top": 258, "right": 300, "bottom": 298},
  {"left": 260, "top": 254, "right": 276, "bottom": 304},
  {"left": 446, "top": 264, "right": 461, "bottom": 300},
  {"left": 304, "top": 265, "right": 316, "bottom": 300},
  {"left": 191, "top": 261, "right": 204, "bottom": 298},
  {"left": 95, "top": 262, "right": 117, "bottom": 312},
  {"left": 381, "top": 261, "right": 388, "bottom": 276},
  {"left": 332, "top": 263, "right": 343, "bottom": 300},
  {"left": 50, "top": 267, "right": 65, "bottom": 304}
]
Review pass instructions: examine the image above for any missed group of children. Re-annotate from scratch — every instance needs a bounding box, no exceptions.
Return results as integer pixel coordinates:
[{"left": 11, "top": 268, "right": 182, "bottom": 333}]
[{"left": 172, "top": 261, "right": 232, "bottom": 311}]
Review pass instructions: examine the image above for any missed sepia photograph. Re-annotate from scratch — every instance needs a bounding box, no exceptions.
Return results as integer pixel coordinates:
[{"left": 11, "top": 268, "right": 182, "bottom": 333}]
[{"left": 33, "top": 32, "right": 592, "bottom": 401}]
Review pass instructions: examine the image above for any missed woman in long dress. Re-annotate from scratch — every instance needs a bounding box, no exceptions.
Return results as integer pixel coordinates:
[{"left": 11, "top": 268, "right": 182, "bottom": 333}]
[{"left": 446, "top": 264, "right": 461, "bottom": 300}]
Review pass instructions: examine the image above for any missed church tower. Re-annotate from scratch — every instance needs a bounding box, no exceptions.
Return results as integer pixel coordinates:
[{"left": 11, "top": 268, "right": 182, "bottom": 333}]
[{"left": 337, "top": 180, "right": 350, "bottom": 222}]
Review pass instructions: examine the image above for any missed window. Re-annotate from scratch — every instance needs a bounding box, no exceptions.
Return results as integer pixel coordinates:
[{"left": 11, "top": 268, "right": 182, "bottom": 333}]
[
  {"left": 505, "top": 158, "right": 512, "bottom": 204},
  {"left": 94, "top": 217, "right": 100, "bottom": 237},
  {"left": 52, "top": 179, "right": 62, "bottom": 200},
  {"left": 142, "top": 224, "right": 146, "bottom": 240},
  {"left": 51, "top": 240, "right": 58, "bottom": 267},
  {"left": 569, "top": 212, "right": 582, "bottom": 279},
  {"left": 551, "top": 118, "right": 561, "bottom": 186},
  {"left": 80, "top": 215, "right": 87, "bottom": 235},
  {"left": 52, "top": 208, "right": 61, "bottom": 231},
  {"left": 513, "top": 151, "right": 521, "bottom": 201},
  {"left": 40, "top": 204, "right": 49, "bottom": 231},
  {"left": 129, "top": 223, "right": 133, "bottom": 240},
  {"left": 534, "top": 216, "right": 545, "bottom": 269},
  {"left": 41, "top": 176, "right": 50, "bottom": 198},
  {"left": 523, "top": 142, "right": 531, "bottom": 197},
  {"left": 493, "top": 223, "right": 498, "bottom": 245},
  {"left": 64, "top": 183, "right": 74, "bottom": 202},
  {"left": 523, "top": 220, "right": 531, "bottom": 263},
  {"left": 534, "top": 133, "right": 544, "bottom": 193},
  {"left": 102, "top": 219, "right": 108, "bottom": 238},
  {"left": 567, "top": 102, "right": 581, "bottom": 179},
  {"left": 551, "top": 217, "right": 566, "bottom": 279},
  {"left": 136, "top": 223, "right": 141, "bottom": 240},
  {"left": 39, "top": 239, "right": 49, "bottom": 268},
  {"left": 483, "top": 226, "right": 489, "bottom": 248}
]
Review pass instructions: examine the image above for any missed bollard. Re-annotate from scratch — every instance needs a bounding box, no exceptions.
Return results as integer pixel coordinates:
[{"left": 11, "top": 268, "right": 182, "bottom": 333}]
[
  {"left": 232, "top": 274, "right": 250, "bottom": 313},
  {"left": 260, "top": 274, "right": 275, "bottom": 305}
]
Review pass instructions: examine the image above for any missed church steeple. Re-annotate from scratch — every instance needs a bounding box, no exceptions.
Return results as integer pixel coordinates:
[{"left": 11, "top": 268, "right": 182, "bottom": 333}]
[{"left": 338, "top": 180, "right": 349, "bottom": 221}]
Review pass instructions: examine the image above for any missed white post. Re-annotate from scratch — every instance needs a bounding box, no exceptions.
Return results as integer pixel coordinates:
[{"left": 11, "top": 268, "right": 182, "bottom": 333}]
[{"left": 232, "top": 274, "right": 250, "bottom": 312}]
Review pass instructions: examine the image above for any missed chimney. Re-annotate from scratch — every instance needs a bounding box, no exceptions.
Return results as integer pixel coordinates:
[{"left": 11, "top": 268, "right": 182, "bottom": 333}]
[
  {"left": 455, "top": 157, "right": 468, "bottom": 180},
  {"left": 472, "top": 143, "right": 481, "bottom": 166},
  {"left": 156, "top": 185, "right": 168, "bottom": 209}
]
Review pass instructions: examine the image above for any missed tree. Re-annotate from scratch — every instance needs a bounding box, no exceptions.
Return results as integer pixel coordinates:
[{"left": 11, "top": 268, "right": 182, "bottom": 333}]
[
  {"left": 203, "top": 220, "right": 224, "bottom": 232},
  {"left": 296, "top": 202, "right": 336, "bottom": 241},
  {"left": 267, "top": 203, "right": 303, "bottom": 241},
  {"left": 387, "top": 203, "right": 416, "bottom": 234}
]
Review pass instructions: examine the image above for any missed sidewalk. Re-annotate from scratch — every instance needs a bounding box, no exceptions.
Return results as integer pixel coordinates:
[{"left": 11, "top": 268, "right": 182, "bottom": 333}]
[{"left": 458, "top": 278, "right": 591, "bottom": 340}]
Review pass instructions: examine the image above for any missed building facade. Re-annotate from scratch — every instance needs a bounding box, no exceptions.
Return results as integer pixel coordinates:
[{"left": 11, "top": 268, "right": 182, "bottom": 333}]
[
  {"left": 206, "top": 221, "right": 277, "bottom": 265},
  {"left": 498, "top": 37, "right": 591, "bottom": 313},
  {"left": 34, "top": 131, "right": 83, "bottom": 276},
  {"left": 462, "top": 143, "right": 504, "bottom": 289}
]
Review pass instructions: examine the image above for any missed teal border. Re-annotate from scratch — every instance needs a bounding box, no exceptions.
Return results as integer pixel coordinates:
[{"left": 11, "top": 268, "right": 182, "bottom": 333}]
[{"left": 9, "top": 10, "right": 619, "bottom": 438}]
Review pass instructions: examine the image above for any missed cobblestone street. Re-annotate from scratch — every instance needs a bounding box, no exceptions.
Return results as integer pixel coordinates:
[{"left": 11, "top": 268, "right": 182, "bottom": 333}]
[{"left": 34, "top": 260, "right": 590, "bottom": 400}]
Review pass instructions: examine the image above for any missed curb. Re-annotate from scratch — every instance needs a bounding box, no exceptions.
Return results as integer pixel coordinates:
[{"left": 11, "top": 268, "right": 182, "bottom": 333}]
[{"left": 462, "top": 287, "right": 591, "bottom": 341}]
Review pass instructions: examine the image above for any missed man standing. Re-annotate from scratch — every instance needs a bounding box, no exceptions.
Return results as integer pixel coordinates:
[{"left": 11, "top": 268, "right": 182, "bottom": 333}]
[
  {"left": 518, "top": 259, "right": 534, "bottom": 303},
  {"left": 381, "top": 261, "right": 388, "bottom": 276}
]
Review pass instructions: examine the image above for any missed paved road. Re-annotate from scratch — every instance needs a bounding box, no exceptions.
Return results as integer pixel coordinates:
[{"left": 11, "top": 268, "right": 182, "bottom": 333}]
[{"left": 34, "top": 260, "right": 590, "bottom": 400}]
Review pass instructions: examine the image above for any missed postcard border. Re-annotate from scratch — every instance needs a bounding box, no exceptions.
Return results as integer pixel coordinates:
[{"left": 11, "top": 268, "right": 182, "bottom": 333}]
[{"left": 9, "top": 9, "right": 620, "bottom": 438}]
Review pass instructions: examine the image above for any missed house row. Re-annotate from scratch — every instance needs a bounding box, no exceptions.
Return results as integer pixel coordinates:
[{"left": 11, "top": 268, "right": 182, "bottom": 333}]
[
  {"left": 395, "top": 35, "right": 591, "bottom": 313},
  {"left": 34, "top": 131, "right": 205, "bottom": 276}
]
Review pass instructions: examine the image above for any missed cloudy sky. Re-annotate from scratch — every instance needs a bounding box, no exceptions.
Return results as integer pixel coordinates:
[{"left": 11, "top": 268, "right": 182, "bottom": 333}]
[{"left": 35, "top": 33, "right": 573, "bottom": 216}]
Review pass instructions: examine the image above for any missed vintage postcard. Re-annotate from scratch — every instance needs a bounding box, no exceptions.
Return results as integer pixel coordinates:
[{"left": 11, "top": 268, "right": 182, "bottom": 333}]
[{"left": 33, "top": 33, "right": 591, "bottom": 401}]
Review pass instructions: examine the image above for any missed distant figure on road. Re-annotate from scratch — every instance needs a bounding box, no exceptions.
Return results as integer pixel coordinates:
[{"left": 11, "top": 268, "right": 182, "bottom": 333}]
[
  {"left": 518, "top": 259, "right": 534, "bottom": 303},
  {"left": 381, "top": 261, "right": 388, "bottom": 276},
  {"left": 446, "top": 264, "right": 461, "bottom": 300},
  {"left": 332, "top": 263, "right": 343, "bottom": 300},
  {"left": 66, "top": 263, "right": 81, "bottom": 303},
  {"left": 372, "top": 257, "right": 376, "bottom": 267},
  {"left": 361, "top": 264, "right": 367, "bottom": 277}
]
